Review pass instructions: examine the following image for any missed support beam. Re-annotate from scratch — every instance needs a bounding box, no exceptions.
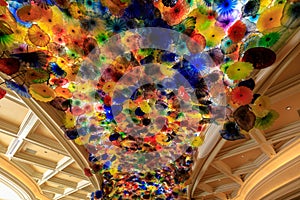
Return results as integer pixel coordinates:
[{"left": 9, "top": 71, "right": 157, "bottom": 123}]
[
  {"left": 249, "top": 129, "right": 276, "bottom": 158},
  {"left": 6, "top": 111, "right": 39, "bottom": 159},
  {"left": 232, "top": 163, "right": 258, "bottom": 176},
  {"left": 38, "top": 156, "right": 73, "bottom": 185},
  {"left": 212, "top": 160, "right": 243, "bottom": 185},
  {"left": 12, "top": 152, "right": 57, "bottom": 169}
]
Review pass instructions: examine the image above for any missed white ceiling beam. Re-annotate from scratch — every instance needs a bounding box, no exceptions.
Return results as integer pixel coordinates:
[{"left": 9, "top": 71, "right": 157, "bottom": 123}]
[
  {"left": 204, "top": 154, "right": 268, "bottom": 184},
  {"left": 54, "top": 180, "right": 91, "bottom": 200},
  {"left": 10, "top": 85, "right": 101, "bottom": 190},
  {"left": 0, "top": 122, "right": 68, "bottom": 156},
  {"left": 212, "top": 160, "right": 243, "bottom": 185},
  {"left": 12, "top": 152, "right": 57, "bottom": 169},
  {"left": 249, "top": 129, "right": 276, "bottom": 158},
  {"left": 38, "top": 156, "right": 73, "bottom": 185},
  {"left": 6, "top": 111, "right": 39, "bottom": 159}
]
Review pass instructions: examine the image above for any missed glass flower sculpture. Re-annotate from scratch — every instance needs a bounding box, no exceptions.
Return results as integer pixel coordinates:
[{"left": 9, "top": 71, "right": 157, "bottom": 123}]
[{"left": 0, "top": 0, "right": 298, "bottom": 199}]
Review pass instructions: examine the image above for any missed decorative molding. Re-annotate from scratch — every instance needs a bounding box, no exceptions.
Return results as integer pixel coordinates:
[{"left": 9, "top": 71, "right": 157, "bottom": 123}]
[
  {"left": 233, "top": 138, "right": 300, "bottom": 200},
  {"left": 263, "top": 178, "right": 300, "bottom": 200},
  {"left": 0, "top": 168, "right": 34, "bottom": 200},
  {"left": 0, "top": 155, "right": 50, "bottom": 200}
]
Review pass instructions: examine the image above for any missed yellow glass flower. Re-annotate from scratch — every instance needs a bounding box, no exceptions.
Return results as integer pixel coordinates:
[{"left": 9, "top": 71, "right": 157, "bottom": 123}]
[
  {"left": 257, "top": 5, "right": 284, "bottom": 32},
  {"left": 191, "top": 136, "right": 204, "bottom": 147},
  {"left": 226, "top": 62, "right": 254, "bottom": 81},
  {"left": 156, "top": 133, "right": 170, "bottom": 146},
  {"left": 38, "top": 6, "right": 64, "bottom": 34},
  {"left": 200, "top": 24, "right": 225, "bottom": 47},
  {"left": 29, "top": 84, "right": 56, "bottom": 102},
  {"left": 74, "top": 135, "right": 90, "bottom": 145},
  {"left": 64, "top": 111, "right": 76, "bottom": 128},
  {"left": 140, "top": 101, "right": 152, "bottom": 114},
  {"left": 102, "top": 81, "right": 116, "bottom": 94},
  {"left": 251, "top": 96, "right": 271, "bottom": 117},
  {"left": 12, "top": 25, "right": 27, "bottom": 42}
]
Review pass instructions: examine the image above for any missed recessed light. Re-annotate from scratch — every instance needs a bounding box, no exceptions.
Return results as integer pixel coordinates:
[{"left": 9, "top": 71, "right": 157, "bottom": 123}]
[
  {"left": 241, "top": 155, "right": 245, "bottom": 158},
  {"left": 286, "top": 106, "right": 292, "bottom": 111}
]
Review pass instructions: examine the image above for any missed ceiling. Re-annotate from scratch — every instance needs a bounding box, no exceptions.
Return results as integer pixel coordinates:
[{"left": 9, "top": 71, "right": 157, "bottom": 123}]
[
  {"left": 0, "top": 87, "right": 96, "bottom": 199},
  {"left": 0, "top": 15, "right": 299, "bottom": 200},
  {"left": 187, "top": 28, "right": 300, "bottom": 199}
]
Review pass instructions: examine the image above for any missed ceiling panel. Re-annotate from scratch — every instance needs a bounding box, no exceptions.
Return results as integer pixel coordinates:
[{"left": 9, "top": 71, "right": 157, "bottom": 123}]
[{"left": 0, "top": 98, "right": 28, "bottom": 127}]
